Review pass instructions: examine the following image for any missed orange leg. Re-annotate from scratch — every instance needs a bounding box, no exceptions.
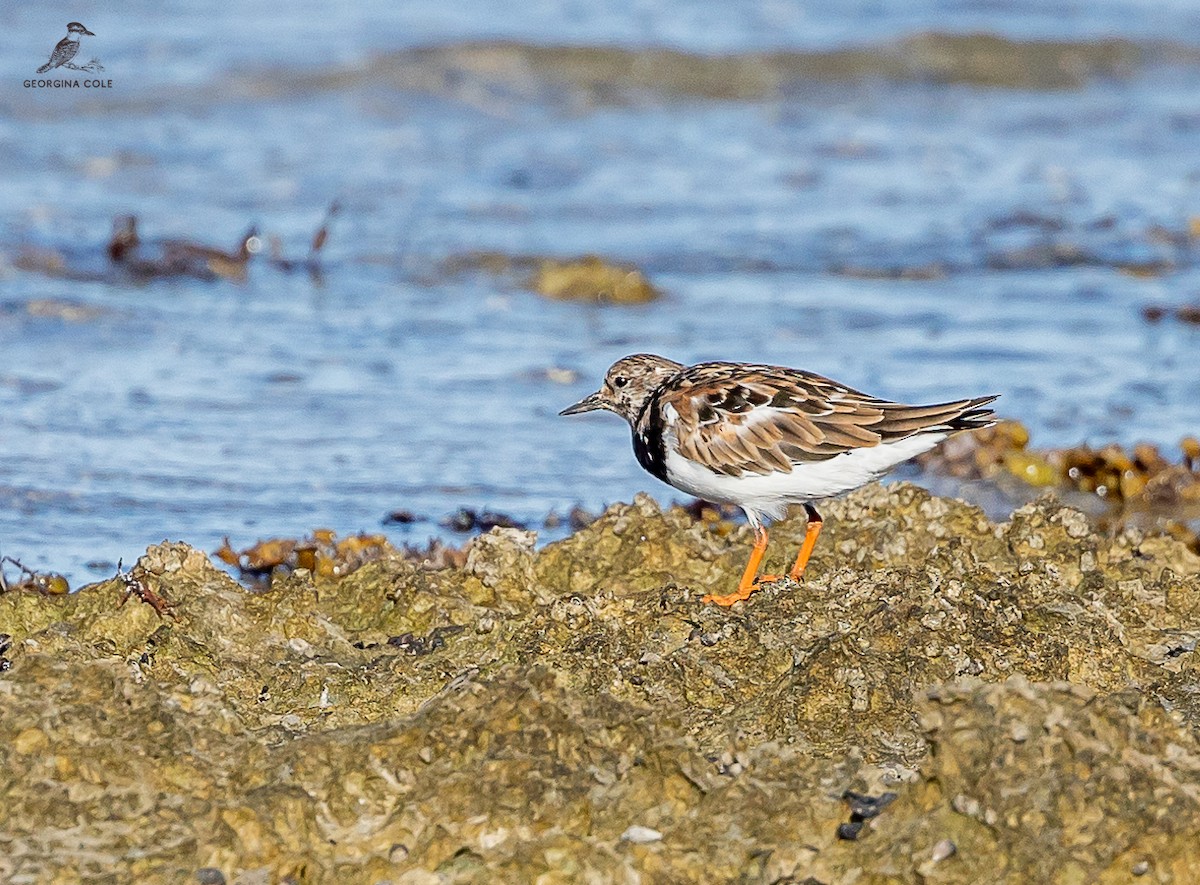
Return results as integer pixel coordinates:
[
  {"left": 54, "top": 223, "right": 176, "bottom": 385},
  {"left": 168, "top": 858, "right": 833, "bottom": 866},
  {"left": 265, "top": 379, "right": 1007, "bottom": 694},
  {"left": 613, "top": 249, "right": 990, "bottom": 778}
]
[
  {"left": 787, "top": 504, "right": 823, "bottom": 580},
  {"left": 703, "top": 524, "right": 781, "bottom": 607}
]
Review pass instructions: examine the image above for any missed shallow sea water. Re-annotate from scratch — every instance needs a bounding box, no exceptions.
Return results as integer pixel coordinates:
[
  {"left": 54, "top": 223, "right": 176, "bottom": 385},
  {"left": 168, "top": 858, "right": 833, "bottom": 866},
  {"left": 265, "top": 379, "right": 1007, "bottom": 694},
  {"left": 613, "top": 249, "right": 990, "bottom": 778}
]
[{"left": 2, "top": 1, "right": 1199, "bottom": 583}]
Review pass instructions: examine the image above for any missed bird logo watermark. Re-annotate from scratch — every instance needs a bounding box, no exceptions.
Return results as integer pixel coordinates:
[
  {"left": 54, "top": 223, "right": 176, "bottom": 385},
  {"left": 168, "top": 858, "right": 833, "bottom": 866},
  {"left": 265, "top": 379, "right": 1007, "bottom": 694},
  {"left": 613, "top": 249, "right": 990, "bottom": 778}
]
[{"left": 25, "top": 21, "right": 111, "bottom": 89}]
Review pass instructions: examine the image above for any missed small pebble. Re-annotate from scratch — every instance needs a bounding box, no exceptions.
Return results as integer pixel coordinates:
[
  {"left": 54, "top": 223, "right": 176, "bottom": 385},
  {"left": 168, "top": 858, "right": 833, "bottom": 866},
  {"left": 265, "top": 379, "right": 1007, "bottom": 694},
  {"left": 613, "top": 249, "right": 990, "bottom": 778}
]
[
  {"left": 952, "top": 794, "right": 980, "bottom": 816},
  {"left": 1132, "top": 860, "right": 1150, "bottom": 876},
  {"left": 620, "top": 825, "right": 663, "bottom": 844},
  {"left": 931, "top": 838, "right": 957, "bottom": 862},
  {"left": 389, "top": 844, "right": 410, "bottom": 863},
  {"left": 836, "top": 821, "right": 864, "bottom": 840},
  {"left": 195, "top": 869, "right": 227, "bottom": 885},
  {"left": 286, "top": 637, "right": 315, "bottom": 657}
]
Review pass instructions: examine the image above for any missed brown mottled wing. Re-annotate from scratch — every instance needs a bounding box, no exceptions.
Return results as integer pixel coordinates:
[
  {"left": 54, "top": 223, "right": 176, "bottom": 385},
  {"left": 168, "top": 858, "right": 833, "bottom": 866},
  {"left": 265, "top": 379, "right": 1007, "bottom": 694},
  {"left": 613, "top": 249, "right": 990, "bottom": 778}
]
[{"left": 654, "top": 362, "right": 997, "bottom": 477}]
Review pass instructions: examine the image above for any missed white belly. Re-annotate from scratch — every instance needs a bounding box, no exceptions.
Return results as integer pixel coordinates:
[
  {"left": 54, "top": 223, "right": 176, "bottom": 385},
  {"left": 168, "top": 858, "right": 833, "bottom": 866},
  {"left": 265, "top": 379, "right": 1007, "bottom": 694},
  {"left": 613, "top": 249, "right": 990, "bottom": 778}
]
[{"left": 662, "top": 432, "right": 945, "bottom": 521}]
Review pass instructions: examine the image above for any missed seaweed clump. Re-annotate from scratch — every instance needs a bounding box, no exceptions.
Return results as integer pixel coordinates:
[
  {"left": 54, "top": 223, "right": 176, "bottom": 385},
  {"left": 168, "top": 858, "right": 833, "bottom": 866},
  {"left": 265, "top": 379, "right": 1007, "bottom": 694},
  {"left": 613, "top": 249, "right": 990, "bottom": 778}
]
[{"left": 923, "top": 420, "right": 1200, "bottom": 551}]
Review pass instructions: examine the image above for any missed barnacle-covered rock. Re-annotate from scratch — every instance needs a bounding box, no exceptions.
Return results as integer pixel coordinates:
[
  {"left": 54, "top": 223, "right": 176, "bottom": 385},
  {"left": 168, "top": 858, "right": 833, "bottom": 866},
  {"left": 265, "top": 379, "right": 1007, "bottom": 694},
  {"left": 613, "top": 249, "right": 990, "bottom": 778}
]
[{"left": 3, "top": 484, "right": 1200, "bottom": 882}]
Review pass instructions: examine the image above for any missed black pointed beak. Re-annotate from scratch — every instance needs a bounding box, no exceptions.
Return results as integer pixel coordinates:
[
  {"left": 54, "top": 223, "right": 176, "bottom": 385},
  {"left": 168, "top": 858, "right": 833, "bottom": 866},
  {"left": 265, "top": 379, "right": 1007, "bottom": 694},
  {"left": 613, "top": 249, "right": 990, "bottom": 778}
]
[
  {"left": 559, "top": 391, "right": 606, "bottom": 416},
  {"left": 83, "top": 27, "right": 95, "bottom": 36}
]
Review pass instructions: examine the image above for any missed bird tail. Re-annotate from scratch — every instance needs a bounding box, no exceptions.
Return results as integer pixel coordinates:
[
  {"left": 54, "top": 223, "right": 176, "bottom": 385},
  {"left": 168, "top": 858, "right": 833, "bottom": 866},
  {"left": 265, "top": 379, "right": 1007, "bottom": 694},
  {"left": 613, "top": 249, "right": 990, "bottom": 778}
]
[
  {"left": 37, "top": 63, "right": 52, "bottom": 73},
  {"left": 875, "top": 394, "right": 999, "bottom": 438},
  {"left": 946, "top": 395, "right": 999, "bottom": 431}
]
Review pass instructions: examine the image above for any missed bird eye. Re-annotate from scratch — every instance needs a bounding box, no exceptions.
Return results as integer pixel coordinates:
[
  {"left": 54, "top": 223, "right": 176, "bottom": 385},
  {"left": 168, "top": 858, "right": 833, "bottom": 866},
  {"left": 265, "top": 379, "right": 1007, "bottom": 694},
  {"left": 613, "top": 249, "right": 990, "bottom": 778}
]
[{"left": 613, "top": 376, "right": 628, "bottom": 388}]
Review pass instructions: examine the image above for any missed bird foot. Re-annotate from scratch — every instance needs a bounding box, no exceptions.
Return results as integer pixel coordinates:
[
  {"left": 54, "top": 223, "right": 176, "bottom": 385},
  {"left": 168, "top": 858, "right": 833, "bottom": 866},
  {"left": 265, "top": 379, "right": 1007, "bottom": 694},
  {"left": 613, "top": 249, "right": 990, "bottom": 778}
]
[{"left": 702, "top": 575, "right": 783, "bottom": 607}]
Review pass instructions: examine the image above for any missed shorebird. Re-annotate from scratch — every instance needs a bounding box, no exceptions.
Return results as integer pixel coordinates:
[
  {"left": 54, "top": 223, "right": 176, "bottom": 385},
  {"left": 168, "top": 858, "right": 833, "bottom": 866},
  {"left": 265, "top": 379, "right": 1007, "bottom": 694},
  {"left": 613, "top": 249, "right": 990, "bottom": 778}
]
[
  {"left": 107, "top": 215, "right": 259, "bottom": 280},
  {"left": 561, "top": 354, "right": 997, "bottom": 605}
]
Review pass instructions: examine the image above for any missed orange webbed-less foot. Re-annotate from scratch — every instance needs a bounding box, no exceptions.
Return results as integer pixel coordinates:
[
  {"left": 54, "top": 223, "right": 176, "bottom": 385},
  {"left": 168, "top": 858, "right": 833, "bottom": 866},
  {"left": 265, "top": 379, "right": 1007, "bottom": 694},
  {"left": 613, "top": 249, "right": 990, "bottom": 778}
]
[
  {"left": 787, "top": 504, "right": 823, "bottom": 581},
  {"left": 703, "top": 505, "right": 825, "bottom": 607},
  {"left": 702, "top": 575, "right": 782, "bottom": 607},
  {"left": 702, "top": 525, "right": 783, "bottom": 606}
]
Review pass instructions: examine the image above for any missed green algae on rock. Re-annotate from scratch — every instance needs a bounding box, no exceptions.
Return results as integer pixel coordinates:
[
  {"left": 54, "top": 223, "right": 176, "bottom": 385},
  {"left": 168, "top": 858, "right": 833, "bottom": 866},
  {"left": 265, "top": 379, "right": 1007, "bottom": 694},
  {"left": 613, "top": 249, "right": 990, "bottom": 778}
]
[
  {"left": 438, "top": 250, "right": 662, "bottom": 305},
  {"left": 2, "top": 484, "right": 1200, "bottom": 882},
  {"left": 530, "top": 256, "right": 661, "bottom": 304},
  {"left": 224, "top": 34, "right": 1170, "bottom": 110}
]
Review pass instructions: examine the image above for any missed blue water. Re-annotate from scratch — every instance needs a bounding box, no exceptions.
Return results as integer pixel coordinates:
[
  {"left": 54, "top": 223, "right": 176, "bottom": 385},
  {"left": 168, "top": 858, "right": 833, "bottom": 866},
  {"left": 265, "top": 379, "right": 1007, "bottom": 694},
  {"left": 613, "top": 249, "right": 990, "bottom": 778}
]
[{"left": 2, "top": 1, "right": 1200, "bottom": 583}]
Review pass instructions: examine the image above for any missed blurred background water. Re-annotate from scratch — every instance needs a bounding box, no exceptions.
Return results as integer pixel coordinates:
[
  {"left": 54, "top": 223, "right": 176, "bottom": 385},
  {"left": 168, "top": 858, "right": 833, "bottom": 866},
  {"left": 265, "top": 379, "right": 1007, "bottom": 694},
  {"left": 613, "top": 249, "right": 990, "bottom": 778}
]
[{"left": 2, "top": 1, "right": 1199, "bottom": 584}]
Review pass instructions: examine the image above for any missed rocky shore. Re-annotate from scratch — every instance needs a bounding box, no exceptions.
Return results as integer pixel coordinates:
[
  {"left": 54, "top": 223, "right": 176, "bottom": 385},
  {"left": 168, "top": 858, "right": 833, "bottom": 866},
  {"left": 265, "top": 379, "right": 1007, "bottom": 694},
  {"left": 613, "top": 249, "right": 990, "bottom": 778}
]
[{"left": 3, "top": 483, "right": 1200, "bottom": 883}]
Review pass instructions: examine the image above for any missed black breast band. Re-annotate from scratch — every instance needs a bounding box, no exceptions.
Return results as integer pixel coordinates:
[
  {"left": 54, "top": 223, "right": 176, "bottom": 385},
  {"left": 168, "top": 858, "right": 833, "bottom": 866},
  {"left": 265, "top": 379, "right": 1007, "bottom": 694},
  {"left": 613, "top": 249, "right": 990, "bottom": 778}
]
[{"left": 632, "top": 396, "right": 669, "bottom": 482}]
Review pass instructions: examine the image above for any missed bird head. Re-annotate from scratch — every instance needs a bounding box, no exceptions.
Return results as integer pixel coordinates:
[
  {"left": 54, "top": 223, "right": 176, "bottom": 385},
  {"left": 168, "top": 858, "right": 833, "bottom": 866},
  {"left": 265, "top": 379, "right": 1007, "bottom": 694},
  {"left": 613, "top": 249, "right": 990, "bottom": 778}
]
[
  {"left": 66, "top": 22, "right": 95, "bottom": 36},
  {"left": 560, "top": 353, "right": 683, "bottom": 424}
]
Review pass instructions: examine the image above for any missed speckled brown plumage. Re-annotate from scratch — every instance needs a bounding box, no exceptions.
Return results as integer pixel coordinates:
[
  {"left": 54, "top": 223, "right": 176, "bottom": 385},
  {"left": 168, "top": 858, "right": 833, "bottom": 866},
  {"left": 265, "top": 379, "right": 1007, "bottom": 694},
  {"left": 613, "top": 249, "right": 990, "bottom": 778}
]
[
  {"left": 561, "top": 353, "right": 998, "bottom": 606},
  {"left": 642, "top": 361, "right": 997, "bottom": 478}
]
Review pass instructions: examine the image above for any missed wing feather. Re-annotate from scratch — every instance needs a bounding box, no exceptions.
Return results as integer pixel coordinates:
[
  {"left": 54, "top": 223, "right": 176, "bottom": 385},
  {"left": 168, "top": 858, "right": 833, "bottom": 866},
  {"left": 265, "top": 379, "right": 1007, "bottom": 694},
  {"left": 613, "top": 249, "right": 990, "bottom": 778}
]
[{"left": 653, "top": 362, "right": 997, "bottom": 477}]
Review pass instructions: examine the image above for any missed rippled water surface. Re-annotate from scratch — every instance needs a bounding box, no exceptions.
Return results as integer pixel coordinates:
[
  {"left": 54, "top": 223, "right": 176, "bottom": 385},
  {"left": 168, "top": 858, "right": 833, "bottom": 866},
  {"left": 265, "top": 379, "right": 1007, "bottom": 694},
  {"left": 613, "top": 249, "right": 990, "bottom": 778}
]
[{"left": 2, "top": 1, "right": 1200, "bottom": 582}]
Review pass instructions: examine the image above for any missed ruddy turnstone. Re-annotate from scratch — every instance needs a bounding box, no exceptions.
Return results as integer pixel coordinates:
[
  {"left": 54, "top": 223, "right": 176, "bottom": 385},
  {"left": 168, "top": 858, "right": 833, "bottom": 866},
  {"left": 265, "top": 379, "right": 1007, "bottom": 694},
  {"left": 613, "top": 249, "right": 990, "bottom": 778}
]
[{"left": 561, "top": 355, "right": 997, "bottom": 606}]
